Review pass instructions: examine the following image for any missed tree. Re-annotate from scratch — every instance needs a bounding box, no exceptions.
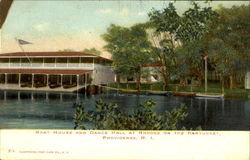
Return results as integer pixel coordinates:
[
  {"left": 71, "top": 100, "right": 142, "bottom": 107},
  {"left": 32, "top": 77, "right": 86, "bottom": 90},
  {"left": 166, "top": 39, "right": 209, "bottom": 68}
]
[
  {"left": 206, "top": 4, "right": 250, "bottom": 89},
  {"left": 147, "top": 2, "right": 217, "bottom": 88},
  {"left": 74, "top": 99, "right": 192, "bottom": 130},
  {"left": 102, "top": 24, "right": 152, "bottom": 92},
  {"left": 82, "top": 48, "right": 101, "bottom": 56}
]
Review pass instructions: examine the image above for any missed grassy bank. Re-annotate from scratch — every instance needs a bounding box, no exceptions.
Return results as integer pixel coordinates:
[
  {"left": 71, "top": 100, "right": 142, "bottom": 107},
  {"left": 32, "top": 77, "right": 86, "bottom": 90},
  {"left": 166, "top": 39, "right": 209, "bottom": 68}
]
[{"left": 107, "top": 82, "right": 249, "bottom": 99}]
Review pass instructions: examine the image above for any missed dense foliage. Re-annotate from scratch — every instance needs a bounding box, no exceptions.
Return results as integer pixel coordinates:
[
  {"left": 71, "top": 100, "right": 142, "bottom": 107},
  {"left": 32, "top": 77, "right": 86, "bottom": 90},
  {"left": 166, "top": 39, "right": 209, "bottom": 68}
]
[
  {"left": 102, "top": 2, "right": 249, "bottom": 90},
  {"left": 74, "top": 100, "right": 193, "bottom": 130},
  {"left": 102, "top": 24, "right": 152, "bottom": 91},
  {"left": 147, "top": 2, "right": 217, "bottom": 88},
  {"left": 206, "top": 5, "right": 250, "bottom": 89}
]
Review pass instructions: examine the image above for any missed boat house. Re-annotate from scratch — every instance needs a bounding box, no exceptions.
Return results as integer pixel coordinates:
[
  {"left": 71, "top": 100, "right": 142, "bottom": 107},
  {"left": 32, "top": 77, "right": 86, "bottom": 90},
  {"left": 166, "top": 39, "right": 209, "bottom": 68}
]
[{"left": 0, "top": 52, "right": 116, "bottom": 92}]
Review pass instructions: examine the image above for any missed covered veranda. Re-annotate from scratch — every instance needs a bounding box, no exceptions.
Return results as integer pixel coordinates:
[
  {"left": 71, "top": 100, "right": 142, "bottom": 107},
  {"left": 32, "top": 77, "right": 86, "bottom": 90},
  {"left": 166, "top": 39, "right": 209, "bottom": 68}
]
[{"left": 0, "top": 69, "right": 92, "bottom": 92}]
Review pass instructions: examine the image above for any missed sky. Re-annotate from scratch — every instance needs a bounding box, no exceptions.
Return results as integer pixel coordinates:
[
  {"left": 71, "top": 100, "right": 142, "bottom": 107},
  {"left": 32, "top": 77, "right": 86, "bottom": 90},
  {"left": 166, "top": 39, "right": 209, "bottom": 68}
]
[{"left": 0, "top": 0, "right": 249, "bottom": 58}]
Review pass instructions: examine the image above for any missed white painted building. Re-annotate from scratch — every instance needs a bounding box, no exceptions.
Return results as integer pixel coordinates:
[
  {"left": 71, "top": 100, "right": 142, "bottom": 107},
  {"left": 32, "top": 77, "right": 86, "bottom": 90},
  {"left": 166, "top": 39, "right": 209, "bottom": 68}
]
[{"left": 0, "top": 52, "right": 116, "bottom": 91}]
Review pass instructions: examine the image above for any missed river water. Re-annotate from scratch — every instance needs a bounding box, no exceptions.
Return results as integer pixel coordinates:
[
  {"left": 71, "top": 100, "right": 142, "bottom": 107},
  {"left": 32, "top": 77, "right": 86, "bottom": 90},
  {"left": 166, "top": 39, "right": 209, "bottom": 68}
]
[{"left": 0, "top": 90, "right": 249, "bottom": 130}]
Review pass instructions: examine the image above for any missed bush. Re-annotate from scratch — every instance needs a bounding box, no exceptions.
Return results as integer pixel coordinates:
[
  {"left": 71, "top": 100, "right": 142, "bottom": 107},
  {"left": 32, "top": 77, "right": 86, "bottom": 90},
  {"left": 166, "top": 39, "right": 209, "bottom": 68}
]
[{"left": 73, "top": 99, "right": 197, "bottom": 130}]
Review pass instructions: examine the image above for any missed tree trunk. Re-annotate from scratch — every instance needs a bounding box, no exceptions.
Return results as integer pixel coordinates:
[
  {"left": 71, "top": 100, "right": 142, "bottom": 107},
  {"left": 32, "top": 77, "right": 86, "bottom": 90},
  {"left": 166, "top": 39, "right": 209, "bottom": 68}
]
[
  {"left": 162, "top": 73, "right": 168, "bottom": 91},
  {"left": 230, "top": 76, "right": 238, "bottom": 89},
  {"left": 197, "top": 76, "right": 202, "bottom": 86},
  {"left": 221, "top": 76, "right": 225, "bottom": 88},
  {"left": 179, "top": 76, "right": 186, "bottom": 86},
  {"left": 223, "top": 76, "right": 230, "bottom": 88},
  {"left": 136, "top": 70, "right": 141, "bottom": 93}
]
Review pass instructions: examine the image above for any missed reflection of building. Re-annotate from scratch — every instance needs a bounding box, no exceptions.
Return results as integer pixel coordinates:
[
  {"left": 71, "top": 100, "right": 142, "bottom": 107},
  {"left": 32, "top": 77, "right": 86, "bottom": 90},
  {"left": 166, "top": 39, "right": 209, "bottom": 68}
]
[{"left": 0, "top": 52, "right": 115, "bottom": 92}]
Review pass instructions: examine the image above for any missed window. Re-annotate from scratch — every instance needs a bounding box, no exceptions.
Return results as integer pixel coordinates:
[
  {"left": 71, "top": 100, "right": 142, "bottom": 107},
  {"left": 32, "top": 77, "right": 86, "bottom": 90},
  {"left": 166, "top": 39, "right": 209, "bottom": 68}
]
[
  {"left": 81, "top": 57, "right": 93, "bottom": 63},
  {"left": 68, "top": 57, "right": 79, "bottom": 63},
  {"left": 57, "top": 58, "right": 67, "bottom": 63},
  {"left": 44, "top": 58, "right": 55, "bottom": 63},
  {"left": 32, "top": 58, "right": 43, "bottom": 63},
  {"left": 0, "top": 58, "right": 9, "bottom": 63}
]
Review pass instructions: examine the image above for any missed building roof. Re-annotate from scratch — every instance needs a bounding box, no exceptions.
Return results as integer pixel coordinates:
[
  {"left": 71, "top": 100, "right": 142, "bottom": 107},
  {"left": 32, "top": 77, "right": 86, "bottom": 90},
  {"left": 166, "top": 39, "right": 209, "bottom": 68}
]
[
  {"left": 0, "top": 69, "right": 92, "bottom": 75},
  {"left": 0, "top": 51, "right": 95, "bottom": 57},
  {"left": 0, "top": 52, "right": 112, "bottom": 62}
]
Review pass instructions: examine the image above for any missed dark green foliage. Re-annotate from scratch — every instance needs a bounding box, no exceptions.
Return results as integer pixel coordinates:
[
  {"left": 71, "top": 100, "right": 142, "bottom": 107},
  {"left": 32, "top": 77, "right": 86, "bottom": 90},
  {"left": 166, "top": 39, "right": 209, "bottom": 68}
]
[
  {"left": 147, "top": 2, "right": 217, "bottom": 87},
  {"left": 81, "top": 48, "right": 101, "bottom": 56},
  {"left": 102, "top": 24, "right": 153, "bottom": 91},
  {"left": 74, "top": 99, "right": 190, "bottom": 130},
  {"left": 58, "top": 48, "right": 75, "bottom": 52},
  {"left": 205, "top": 5, "right": 250, "bottom": 88}
]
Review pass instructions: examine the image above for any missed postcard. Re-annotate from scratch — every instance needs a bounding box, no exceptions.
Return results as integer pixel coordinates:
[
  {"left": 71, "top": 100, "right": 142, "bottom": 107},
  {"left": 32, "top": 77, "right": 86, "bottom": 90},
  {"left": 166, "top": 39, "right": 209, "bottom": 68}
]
[{"left": 0, "top": 0, "right": 249, "bottom": 160}]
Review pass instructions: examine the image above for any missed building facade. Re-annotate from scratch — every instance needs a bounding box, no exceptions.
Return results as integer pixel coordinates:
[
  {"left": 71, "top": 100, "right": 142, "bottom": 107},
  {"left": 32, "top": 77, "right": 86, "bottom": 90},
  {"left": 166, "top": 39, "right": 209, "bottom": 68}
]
[{"left": 0, "top": 52, "right": 115, "bottom": 92}]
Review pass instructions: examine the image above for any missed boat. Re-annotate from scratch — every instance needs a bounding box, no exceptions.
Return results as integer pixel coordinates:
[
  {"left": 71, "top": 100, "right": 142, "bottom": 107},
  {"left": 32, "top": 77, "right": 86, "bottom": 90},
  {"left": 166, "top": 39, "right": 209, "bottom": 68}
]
[{"left": 196, "top": 93, "right": 224, "bottom": 98}]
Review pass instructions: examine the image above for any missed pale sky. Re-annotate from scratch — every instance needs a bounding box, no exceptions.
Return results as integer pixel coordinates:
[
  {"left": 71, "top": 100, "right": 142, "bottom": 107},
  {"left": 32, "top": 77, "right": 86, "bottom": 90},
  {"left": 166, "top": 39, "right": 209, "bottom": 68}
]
[{"left": 0, "top": 1, "right": 249, "bottom": 58}]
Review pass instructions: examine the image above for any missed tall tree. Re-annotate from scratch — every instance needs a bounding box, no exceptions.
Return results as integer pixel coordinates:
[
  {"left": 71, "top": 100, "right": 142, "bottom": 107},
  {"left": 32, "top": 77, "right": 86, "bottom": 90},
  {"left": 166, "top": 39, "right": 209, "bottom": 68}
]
[
  {"left": 148, "top": 2, "right": 217, "bottom": 88},
  {"left": 206, "top": 4, "right": 250, "bottom": 89},
  {"left": 102, "top": 24, "right": 152, "bottom": 92}
]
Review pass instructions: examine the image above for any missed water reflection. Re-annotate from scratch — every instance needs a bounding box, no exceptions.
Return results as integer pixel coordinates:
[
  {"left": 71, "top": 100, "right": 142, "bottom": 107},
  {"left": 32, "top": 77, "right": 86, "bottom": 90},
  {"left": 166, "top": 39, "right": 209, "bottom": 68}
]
[{"left": 0, "top": 90, "right": 249, "bottom": 130}]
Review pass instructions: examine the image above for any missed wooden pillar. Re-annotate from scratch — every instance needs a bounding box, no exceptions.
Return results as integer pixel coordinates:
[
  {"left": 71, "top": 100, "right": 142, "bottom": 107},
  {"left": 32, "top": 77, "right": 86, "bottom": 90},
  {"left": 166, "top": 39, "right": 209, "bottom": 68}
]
[
  {"left": 5, "top": 73, "right": 7, "bottom": 85},
  {"left": 67, "top": 57, "right": 69, "bottom": 68},
  {"left": 46, "top": 74, "right": 49, "bottom": 87},
  {"left": 85, "top": 73, "right": 88, "bottom": 85},
  {"left": 18, "top": 73, "right": 21, "bottom": 87},
  {"left": 84, "top": 73, "right": 87, "bottom": 95},
  {"left": 55, "top": 57, "right": 57, "bottom": 67},
  {"left": 77, "top": 75, "right": 79, "bottom": 87},
  {"left": 19, "top": 58, "right": 21, "bottom": 67},
  {"left": 61, "top": 74, "right": 63, "bottom": 87},
  {"left": 43, "top": 58, "right": 45, "bottom": 68},
  {"left": 32, "top": 74, "right": 34, "bottom": 88},
  {"left": 57, "top": 75, "right": 59, "bottom": 84}
]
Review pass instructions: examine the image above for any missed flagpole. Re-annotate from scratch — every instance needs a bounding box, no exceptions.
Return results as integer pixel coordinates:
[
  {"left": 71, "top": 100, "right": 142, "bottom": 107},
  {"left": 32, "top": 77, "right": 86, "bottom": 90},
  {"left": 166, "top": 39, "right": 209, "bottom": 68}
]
[{"left": 15, "top": 38, "right": 31, "bottom": 63}]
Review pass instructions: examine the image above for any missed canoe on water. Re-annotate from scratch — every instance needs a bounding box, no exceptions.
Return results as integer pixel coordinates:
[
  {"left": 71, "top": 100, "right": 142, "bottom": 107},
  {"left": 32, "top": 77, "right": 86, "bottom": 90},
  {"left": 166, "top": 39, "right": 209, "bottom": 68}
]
[{"left": 196, "top": 93, "right": 224, "bottom": 98}]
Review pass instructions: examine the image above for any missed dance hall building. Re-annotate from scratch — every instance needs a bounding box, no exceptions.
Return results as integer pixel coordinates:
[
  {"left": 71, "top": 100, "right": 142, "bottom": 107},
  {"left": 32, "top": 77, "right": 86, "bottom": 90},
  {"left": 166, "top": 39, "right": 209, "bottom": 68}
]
[{"left": 0, "top": 52, "right": 116, "bottom": 92}]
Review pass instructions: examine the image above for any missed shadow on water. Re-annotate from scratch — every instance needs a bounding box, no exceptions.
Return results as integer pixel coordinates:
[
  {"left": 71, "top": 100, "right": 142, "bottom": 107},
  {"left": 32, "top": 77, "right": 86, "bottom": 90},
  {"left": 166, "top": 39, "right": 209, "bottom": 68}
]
[{"left": 0, "top": 90, "right": 249, "bottom": 130}]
